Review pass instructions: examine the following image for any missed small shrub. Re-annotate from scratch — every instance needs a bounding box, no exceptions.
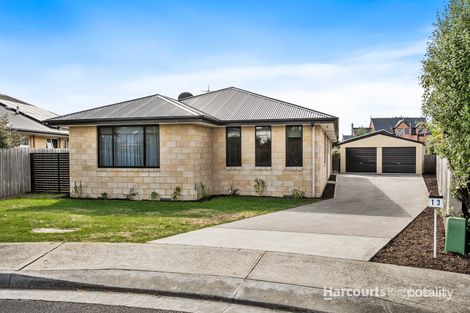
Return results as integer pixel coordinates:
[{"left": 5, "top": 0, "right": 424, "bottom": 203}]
[
  {"left": 150, "top": 191, "right": 160, "bottom": 201},
  {"left": 171, "top": 186, "right": 182, "bottom": 200},
  {"left": 291, "top": 188, "right": 305, "bottom": 199},
  {"left": 100, "top": 192, "right": 108, "bottom": 200},
  {"left": 228, "top": 183, "right": 239, "bottom": 196},
  {"left": 199, "top": 182, "right": 211, "bottom": 200},
  {"left": 72, "top": 181, "right": 83, "bottom": 198},
  {"left": 254, "top": 178, "right": 266, "bottom": 196},
  {"left": 125, "top": 187, "right": 139, "bottom": 200}
]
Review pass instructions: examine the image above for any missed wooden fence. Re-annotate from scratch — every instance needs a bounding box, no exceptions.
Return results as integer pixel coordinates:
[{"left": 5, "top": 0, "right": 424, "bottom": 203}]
[
  {"left": 423, "top": 154, "right": 437, "bottom": 175},
  {"left": 332, "top": 154, "right": 340, "bottom": 173},
  {"left": 0, "top": 148, "right": 68, "bottom": 199},
  {"left": 436, "top": 156, "right": 463, "bottom": 214}
]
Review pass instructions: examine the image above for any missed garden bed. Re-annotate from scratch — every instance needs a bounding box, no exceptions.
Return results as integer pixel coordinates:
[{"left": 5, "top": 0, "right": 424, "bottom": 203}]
[
  {"left": 320, "top": 175, "right": 336, "bottom": 200},
  {"left": 371, "top": 175, "right": 469, "bottom": 275}
]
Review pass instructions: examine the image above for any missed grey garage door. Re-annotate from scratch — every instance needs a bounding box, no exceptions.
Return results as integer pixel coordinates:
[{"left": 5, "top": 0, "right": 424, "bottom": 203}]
[
  {"left": 382, "top": 147, "right": 416, "bottom": 173},
  {"left": 346, "top": 147, "right": 377, "bottom": 172}
]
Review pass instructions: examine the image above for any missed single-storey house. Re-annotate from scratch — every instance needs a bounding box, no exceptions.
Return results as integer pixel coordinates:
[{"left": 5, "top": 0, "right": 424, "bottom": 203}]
[
  {"left": 47, "top": 87, "right": 338, "bottom": 200},
  {"left": 0, "top": 94, "right": 68, "bottom": 148},
  {"left": 339, "top": 130, "right": 425, "bottom": 174}
]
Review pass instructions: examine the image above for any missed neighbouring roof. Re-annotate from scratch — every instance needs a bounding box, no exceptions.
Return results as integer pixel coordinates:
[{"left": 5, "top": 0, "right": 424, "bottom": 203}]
[
  {"left": 0, "top": 94, "right": 58, "bottom": 121},
  {"left": 371, "top": 117, "right": 426, "bottom": 133},
  {"left": 47, "top": 87, "right": 338, "bottom": 130},
  {"left": 0, "top": 105, "right": 68, "bottom": 136},
  {"left": 339, "top": 130, "right": 424, "bottom": 145}
]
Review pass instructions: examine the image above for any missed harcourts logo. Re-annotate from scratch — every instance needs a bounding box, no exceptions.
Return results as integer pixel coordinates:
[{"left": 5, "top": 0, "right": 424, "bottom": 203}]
[{"left": 323, "top": 287, "right": 454, "bottom": 301}]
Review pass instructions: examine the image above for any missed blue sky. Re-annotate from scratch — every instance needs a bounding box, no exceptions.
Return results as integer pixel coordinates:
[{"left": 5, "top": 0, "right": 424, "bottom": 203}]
[{"left": 0, "top": 0, "right": 445, "bottom": 136}]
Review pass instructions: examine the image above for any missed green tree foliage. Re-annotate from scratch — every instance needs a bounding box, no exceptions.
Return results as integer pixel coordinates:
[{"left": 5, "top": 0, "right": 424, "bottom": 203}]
[
  {"left": 421, "top": 0, "right": 470, "bottom": 217},
  {"left": 0, "top": 114, "right": 20, "bottom": 148},
  {"left": 354, "top": 127, "right": 370, "bottom": 137}
]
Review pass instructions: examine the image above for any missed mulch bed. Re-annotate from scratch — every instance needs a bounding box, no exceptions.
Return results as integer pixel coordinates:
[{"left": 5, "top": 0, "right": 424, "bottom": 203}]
[
  {"left": 371, "top": 175, "right": 470, "bottom": 275},
  {"left": 320, "top": 175, "right": 337, "bottom": 200}
]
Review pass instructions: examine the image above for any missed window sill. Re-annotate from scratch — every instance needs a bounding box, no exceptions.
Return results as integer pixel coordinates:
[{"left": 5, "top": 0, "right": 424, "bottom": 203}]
[
  {"left": 226, "top": 166, "right": 242, "bottom": 171},
  {"left": 285, "top": 167, "right": 303, "bottom": 171},
  {"left": 254, "top": 166, "right": 272, "bottom": 170}
]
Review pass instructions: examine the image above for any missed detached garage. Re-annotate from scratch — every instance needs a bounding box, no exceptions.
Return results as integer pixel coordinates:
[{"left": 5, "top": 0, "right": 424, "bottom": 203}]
[{"left": 339, "top": 130, "right": 424, "bottom": 174}]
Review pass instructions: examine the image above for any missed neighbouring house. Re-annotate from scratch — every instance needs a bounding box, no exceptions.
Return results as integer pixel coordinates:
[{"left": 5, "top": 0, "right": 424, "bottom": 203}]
[
  {"left": 342, "top": 117, "right": 429, "bottom": 142},
  {"left": 0, "top": 94, "right": 68, "bottom": 148},
  {"left": 46, "top": 87, "right": 338, "bottom": 200}
]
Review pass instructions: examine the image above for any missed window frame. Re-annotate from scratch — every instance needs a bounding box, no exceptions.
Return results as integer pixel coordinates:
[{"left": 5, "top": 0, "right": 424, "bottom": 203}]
[
  {"left": 226, "top": 126, "right": 242, "bottom": 167},
  {"left": 285, "top": 125, "right": 303, "bottom": 167},
  {"left": 255, "top": 125, "right": 272, "bottom": 167},
  {"left": 97, "top": 125, "right": 160, "bottom": 168}
]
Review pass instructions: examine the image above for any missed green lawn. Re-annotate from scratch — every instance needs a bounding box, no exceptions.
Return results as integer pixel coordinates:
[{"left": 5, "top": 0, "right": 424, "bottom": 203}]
[{"left": 0, "top": 195, "right": 315, "bottom": 242}]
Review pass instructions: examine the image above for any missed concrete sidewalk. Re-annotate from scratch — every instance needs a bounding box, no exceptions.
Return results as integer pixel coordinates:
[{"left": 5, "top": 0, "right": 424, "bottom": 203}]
[{"left": 1, "top": 242, "right": 469, "bottom": 313}]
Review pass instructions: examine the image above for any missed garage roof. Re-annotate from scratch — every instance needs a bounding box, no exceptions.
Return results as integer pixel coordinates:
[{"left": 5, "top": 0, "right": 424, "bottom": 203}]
[{"left": 339, "top": 130, "right": 424, "bottom": 145}]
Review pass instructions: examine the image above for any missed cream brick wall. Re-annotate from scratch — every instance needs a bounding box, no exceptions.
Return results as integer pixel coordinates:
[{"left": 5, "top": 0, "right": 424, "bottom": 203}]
[
  {"left": 313, "top": 126, "right": 330, "bottom": 197},
  {"left": 70, "top": 123, "right": 333, "bottom": 200},
  {"left": 212, "top": 125, "right": 314, "bottom": 198},
  {"left": 69, "top": 125, "right": 212, "bottom": 200}
]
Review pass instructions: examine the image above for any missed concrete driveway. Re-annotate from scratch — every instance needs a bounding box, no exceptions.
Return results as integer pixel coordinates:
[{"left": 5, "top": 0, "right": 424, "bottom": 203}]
[{"left": 151, "top": 174, "right": 428, "bottom": 260}]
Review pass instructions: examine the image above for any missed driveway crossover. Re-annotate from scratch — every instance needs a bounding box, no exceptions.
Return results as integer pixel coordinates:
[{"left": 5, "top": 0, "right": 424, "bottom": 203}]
[{"left": 152, "top": 174, "right": 428, "bottom": 260}]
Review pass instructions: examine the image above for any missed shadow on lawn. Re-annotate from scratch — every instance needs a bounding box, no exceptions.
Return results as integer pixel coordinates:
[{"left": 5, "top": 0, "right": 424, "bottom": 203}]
[{"left": 3, "top": 196, "right": 315, "bottom": 218}]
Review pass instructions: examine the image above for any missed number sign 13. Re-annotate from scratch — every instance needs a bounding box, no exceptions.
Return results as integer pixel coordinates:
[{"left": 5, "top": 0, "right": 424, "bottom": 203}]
[{"left": 429, "top": 197, "right": 444, "bottom": 208}]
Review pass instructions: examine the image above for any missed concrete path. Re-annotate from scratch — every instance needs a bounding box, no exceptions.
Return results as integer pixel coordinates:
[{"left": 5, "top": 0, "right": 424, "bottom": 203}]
[
  {"left": 151, "top": 174, "right": 429, "bottom": 260},
  {"left": 1, "top": 243, "right": 469, "bottom": 312}
]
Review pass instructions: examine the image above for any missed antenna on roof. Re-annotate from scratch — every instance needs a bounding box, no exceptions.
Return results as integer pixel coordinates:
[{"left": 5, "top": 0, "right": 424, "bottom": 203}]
[{"left": 201, "top": 85, "right": 210, "bottom": 93}]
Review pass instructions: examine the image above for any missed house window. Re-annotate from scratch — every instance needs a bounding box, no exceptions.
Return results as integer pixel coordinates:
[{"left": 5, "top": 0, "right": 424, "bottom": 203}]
[
  {"left": 396, "top": 129, "right": 404, "bottom": 136},
  {"left": 47, "top": 138, "right": 58, "bottom": 149},
  {"left": 286, "top": 126, "right": 302, "bottom": 167},
  {"left": 98, "top": 125, "right": 160, "bottom": 168},
  {"left": 226, "top": 127, "right": 241, "bottom": 166},
  {"left": 255, "top": 126, "right": 271, "bottom": 167}
]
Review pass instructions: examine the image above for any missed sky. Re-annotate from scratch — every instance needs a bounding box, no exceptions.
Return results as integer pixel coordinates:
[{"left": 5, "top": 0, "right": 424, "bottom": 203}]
[{"left": 0, "top": 0, "right": 446, "bottom": 138}]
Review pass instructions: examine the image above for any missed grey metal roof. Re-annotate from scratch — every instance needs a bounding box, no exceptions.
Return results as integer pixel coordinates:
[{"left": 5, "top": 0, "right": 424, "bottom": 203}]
[
  {"left": 0, "top": 105, "right": 68, "bottom": 136},
  {"left": 47, "top": 87, "right": 337, "bottom": 129},
  {"left": 371, "top": 117, "right": 426, "bottom": 133},
  {"left": 181, "top": 87, "right": 335, "bottom": 121},
  {"left": 0, "top": 94, "right": 58, "bottom": 121},
  {"left": 47, "top": 94, "right": 216, "bottom": 123},
  {"left": 339, "top": 130, "right": 424, "bottom": 145}
]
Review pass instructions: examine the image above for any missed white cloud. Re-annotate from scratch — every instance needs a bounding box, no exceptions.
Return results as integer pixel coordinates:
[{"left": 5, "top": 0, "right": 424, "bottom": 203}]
[
  {"left": 1, "top": 40, "right": 426, "bottom": 138},
  {"left": 117, "top": 41, "right": 426, "bottom": 137}
]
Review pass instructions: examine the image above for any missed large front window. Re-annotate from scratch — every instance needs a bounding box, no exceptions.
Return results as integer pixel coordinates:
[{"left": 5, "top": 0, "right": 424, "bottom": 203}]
[
  {"left": 286, "top": 126, "right": 302, "bottom": 167},
  {"left": 255, "top": 126, "right": 272, "bottom": 167},
  {"left": 98, "top": 125, "right": 159, "bottom": 168}
]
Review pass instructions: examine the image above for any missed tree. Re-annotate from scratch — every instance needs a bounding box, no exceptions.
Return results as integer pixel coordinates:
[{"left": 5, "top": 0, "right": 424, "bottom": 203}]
[
  {"left": 421, "top": 0, "right": 470, "bottom": 218},
  {"left": 354, "top": 127, "right": 370, "bottom": 137},
  {"left": 0, "top": 114, "right": 20, "bottom": 148}
]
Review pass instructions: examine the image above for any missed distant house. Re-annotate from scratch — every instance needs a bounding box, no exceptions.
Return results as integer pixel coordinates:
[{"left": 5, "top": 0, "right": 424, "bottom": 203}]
[
  {"left": 0, "top": 94, "right": 68, "bottom": 148},
  {"left": 370, "top": 117, "right": 429, "bottom": 143},
  {"left": 47, "top": 87, "right": 338, "bottom": 200},
  {"left": 343, "top": 117, "right": 429, "bottom": 143},
  {"left": 342, "top": 124, "right": 372, "bottom": 141}
]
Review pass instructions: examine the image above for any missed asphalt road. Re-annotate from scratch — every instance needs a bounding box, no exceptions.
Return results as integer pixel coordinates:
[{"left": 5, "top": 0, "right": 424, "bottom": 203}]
[{"left": 0, "top": 299, "right": 184, "bottom": 313}]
